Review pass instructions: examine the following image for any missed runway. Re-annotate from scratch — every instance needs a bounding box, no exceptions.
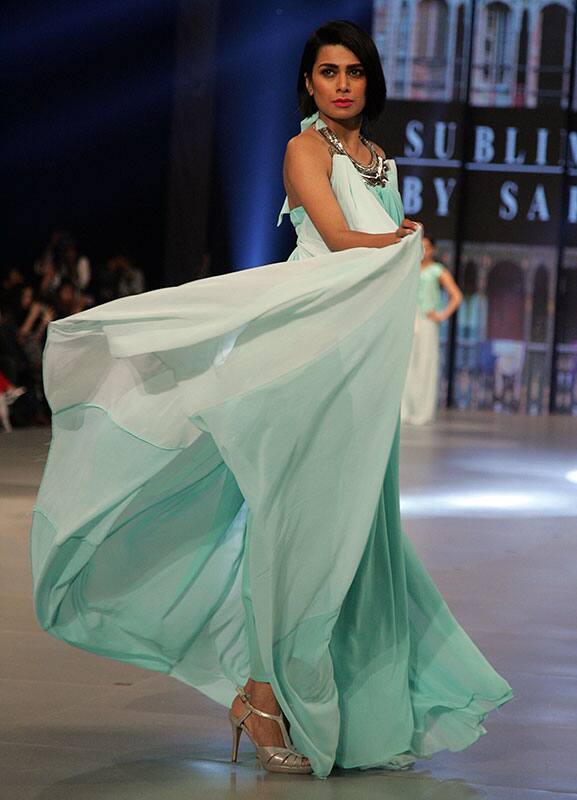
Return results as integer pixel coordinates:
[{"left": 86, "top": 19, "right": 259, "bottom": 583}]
[{"left": 1, "top": 412, "right": 576, "bottom": 800}]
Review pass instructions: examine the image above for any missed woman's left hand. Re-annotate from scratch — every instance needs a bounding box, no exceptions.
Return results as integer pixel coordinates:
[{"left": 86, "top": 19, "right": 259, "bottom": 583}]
[
  {"left": 426, "top": 310, "right": 444, "bottom": 322},
  {"left": 398, "top": 218, "right": 421, "bottom": 236}
]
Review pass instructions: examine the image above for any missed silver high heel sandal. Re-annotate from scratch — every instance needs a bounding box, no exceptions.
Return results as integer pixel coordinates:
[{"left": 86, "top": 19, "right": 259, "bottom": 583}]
[{"left": 229, "top": 686, "right": 312, "bottom": 774}]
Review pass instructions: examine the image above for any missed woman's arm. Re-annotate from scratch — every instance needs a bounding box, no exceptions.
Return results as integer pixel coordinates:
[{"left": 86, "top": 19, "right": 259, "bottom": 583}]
[
  {"left": 283, "top": 134, "right": 418, "bottom": 251},
  {"left": 428, "top": 268, "right": 463, "bottom": 322}
]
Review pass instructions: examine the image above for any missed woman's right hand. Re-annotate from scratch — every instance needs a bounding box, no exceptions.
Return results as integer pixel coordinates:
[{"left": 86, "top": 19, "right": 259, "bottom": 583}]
[{"left": 374, "top": 220, "right": 420, "bottom": 248}]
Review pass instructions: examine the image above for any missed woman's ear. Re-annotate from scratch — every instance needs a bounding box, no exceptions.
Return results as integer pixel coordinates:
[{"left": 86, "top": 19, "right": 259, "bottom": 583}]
[{"left": 305, "top": 74, "right": 314, "bottom": 97}]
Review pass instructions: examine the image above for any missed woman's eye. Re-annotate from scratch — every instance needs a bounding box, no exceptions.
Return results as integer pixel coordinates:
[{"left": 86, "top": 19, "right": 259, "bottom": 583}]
[{"left": 319, "top": 67, "right": 364, "bottom": 77}]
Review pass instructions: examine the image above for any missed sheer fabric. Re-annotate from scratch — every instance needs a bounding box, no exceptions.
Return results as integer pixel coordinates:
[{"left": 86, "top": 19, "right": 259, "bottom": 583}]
[{"left": 31, "top": 118, "right": 511, "bottom": 777}]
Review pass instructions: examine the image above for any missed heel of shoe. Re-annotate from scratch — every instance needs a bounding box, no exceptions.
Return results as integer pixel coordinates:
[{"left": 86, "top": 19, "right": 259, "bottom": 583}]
[{"left": 229, "top": 713, "right": 243, "bottom": 763}]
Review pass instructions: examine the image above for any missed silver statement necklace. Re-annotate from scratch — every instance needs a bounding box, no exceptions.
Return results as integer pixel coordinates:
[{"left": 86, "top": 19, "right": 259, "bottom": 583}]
[{"left": 317, "top": 125, "right": 389, "bottom": 187}]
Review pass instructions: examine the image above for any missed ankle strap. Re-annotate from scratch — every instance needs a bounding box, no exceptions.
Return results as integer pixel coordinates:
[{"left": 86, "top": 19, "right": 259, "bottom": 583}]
[
  {"left": 235, "top": 686, "right": 295, "bottom": 751},
  {"left": 236, "top": 686, "right": 250, "bottom": 703},
  {"left": 235, "top": 686, "right": 283, "bottom": 723}
]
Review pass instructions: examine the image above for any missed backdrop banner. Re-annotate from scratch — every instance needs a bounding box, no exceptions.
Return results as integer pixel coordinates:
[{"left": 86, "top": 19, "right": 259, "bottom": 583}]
[{"left": 373, "top": 0, "right": 576, "bottom": 415}]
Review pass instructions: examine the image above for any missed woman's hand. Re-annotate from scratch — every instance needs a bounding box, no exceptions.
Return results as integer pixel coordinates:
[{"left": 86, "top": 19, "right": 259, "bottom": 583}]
[
  {"left": 395, "top": 218, "right": 420, "bottom": 238},
  {"left": 426, "top": 310, "right": 444, "bottom": 323}
]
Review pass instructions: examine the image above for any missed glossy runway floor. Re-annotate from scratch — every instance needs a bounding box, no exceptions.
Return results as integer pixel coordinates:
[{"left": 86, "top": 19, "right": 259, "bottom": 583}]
[{"left": 1, "top": 412, "right": 576, "bottom": 799}]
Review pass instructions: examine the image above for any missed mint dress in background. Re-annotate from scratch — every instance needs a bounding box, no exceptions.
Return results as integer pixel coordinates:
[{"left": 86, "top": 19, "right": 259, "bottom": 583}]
[
  {"left": 30, "top": 114, "right": 512, "bottom": 778},
  {"left": 402, "top": 263, "right": 444, "bottom": 426}
]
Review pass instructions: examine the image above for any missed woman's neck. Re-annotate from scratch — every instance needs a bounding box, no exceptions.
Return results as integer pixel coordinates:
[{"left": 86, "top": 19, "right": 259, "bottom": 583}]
[
  {"left": 420, "top": 258, "right": 435, "bottom": 270},
  {"left": 318, "top": 112, "right": 363, "bottom": 149}
]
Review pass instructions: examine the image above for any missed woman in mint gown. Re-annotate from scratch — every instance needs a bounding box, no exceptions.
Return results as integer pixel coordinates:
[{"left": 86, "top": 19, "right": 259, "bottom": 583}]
[
  {"left": 30, "top": 21, "right": 512, "bottom": 778},
  {"left": 402, "top": 236, "right": 463, "bottom": 425}
]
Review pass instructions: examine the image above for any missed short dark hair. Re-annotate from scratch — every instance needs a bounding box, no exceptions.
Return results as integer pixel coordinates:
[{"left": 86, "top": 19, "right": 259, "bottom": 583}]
[{"left": 297, "top": 20, "right": 386, "bottom": 122}]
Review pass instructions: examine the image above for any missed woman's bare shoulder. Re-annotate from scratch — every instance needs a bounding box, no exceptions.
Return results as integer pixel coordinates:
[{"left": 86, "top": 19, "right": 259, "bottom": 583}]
[{"left": 285, "top": 127, "right": 331, "bottom": 161}]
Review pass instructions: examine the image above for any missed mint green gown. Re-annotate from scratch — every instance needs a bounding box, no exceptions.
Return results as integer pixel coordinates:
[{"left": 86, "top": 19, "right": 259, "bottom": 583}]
[
  {"left": 401, "top": 263, "right": 444, "bottom": 426},
  {"left": 30, "top": 114, "right": 512, "bottom": 778}
]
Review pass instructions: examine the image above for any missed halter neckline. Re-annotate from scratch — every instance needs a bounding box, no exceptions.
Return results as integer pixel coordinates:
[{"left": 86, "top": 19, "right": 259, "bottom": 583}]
[{"left": 300, "top": 113, "right": 389, "bottom": 187}]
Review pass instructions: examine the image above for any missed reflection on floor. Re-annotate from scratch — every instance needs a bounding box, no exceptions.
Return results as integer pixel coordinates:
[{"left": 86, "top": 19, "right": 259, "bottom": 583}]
[{"left": 1, "top": 411, "right": 576, "bottom": 799}]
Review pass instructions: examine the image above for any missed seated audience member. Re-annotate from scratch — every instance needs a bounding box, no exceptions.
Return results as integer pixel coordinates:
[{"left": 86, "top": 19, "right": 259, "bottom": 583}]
[
  {"left": 16, "top": 285, "right": 53, "bottom": 372},
  {"left": 38, "top": 231, "right": 91, "bottom": 291},
  {"left": 116, "top": 255, "right": 145, "bottom": 297},
  {"left": 0, "top": 306, "right": 36, "bottom": 427},
  {"left": 95, "top": 258, "right": 120, "bottom": 304},
  {"left": 0, "top": 304, "right": 24, "bottom": 385},
  {"left": 1, "top": 267, "right": 25, "bottom": 317},
  {"left": 0, "top": 369, "right": 26, "bottom": 433},
  {"left": 97, "top": 255, "right": 146, "bottom": 303},
  {"left": 36, "top": 261, "right": 61, "bottom": 304},
  {"left": 52, "top": 280, "right": 88, "bottom": 320}
]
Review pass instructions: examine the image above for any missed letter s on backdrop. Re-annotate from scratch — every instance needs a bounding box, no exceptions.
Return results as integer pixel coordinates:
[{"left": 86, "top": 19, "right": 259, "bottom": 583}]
[
  {"left": 499, "top": 181, "right": 518, "bottom": 221},
  {"left": 405, "top": 120, "right": 424, "bottom": 158}
]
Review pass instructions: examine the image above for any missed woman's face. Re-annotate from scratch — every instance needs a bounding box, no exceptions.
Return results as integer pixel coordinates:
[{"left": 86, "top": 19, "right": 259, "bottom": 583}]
[{"left": 306, "top": 44, "right": 367, "bottom": 122}]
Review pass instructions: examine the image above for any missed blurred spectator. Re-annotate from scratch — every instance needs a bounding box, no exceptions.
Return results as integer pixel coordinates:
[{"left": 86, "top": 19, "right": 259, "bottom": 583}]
[
  {"left": 97, "top": 255, "right": 145, "bottom": 303},
  {"left": 52, "top": 280, "right": 88, "bottom": 320},
  {"left": 1, "top": 267, "right": 24, "bottom": 292},
  {"left": 61, "top": 237, "right": 91, "bottom": 291},
  {"left": 0, "top": 307, "right": 21, "bottom": 384},
  {"left": 1, "top": 238, "right": 147, "bottom": 428},
  {"left": 36, "top": 261, "right": 61, "bottom": 303},
  {"left": 0, "top": 304, "right": 38, "bottom": 427},
  {"left": 1, "top": 268, "right": 25, "bottom": 317},
  {"left": 96, "top": 259, "right": 119, "bottom": 304},
  {"left": 16, "top": 284, "right": 53, "bottom": 372},
  {"left": 1, "top": 275, "right": 58, "bottom": 427},
  {"left": 0, "top": 370, "right": 26, "bottom": 433},
  {"left": 36, "top": 231, "right": 91, "bottom": 292},
  {"left": 116, "top": 256, "right": 145, "bottom": 297}
]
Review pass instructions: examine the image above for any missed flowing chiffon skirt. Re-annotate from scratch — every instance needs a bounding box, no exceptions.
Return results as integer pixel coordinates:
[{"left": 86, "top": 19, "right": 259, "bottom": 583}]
[{"left": 30, "top": 225, "right": 512, "bottom": 776}]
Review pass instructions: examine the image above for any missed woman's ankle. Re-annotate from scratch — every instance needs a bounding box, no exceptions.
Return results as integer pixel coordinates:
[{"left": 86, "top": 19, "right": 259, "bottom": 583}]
[{"left": 244, "top": 678, "right": 280, "bottom": 712}]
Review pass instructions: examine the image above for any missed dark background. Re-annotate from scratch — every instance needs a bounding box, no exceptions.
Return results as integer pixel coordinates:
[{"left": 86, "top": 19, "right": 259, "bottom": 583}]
[
  {"left": 2, "top": 0, "right": 372, "bottom": 288},
  {"left": 3, "top": 0, "right": 178, "bottom": 289}
]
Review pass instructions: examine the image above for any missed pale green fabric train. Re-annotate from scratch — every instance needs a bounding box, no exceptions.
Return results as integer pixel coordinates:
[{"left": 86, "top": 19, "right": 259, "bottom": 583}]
[{"left": 30, "top": 115, "right": 512, "bottom": 778}]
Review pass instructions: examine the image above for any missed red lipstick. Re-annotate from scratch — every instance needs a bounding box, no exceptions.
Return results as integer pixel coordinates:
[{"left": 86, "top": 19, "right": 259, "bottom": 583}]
[{"left": 333, "top": 99, "right": 353, "bottom": 107}]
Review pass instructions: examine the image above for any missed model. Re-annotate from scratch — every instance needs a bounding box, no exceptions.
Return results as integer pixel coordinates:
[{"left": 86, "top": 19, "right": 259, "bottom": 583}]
[
  {"left": 402, "top": 236, "right": 463, "bottom": 425},
  {"left": 30, "top": 21, "right": 511, "bottom": 779}
]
